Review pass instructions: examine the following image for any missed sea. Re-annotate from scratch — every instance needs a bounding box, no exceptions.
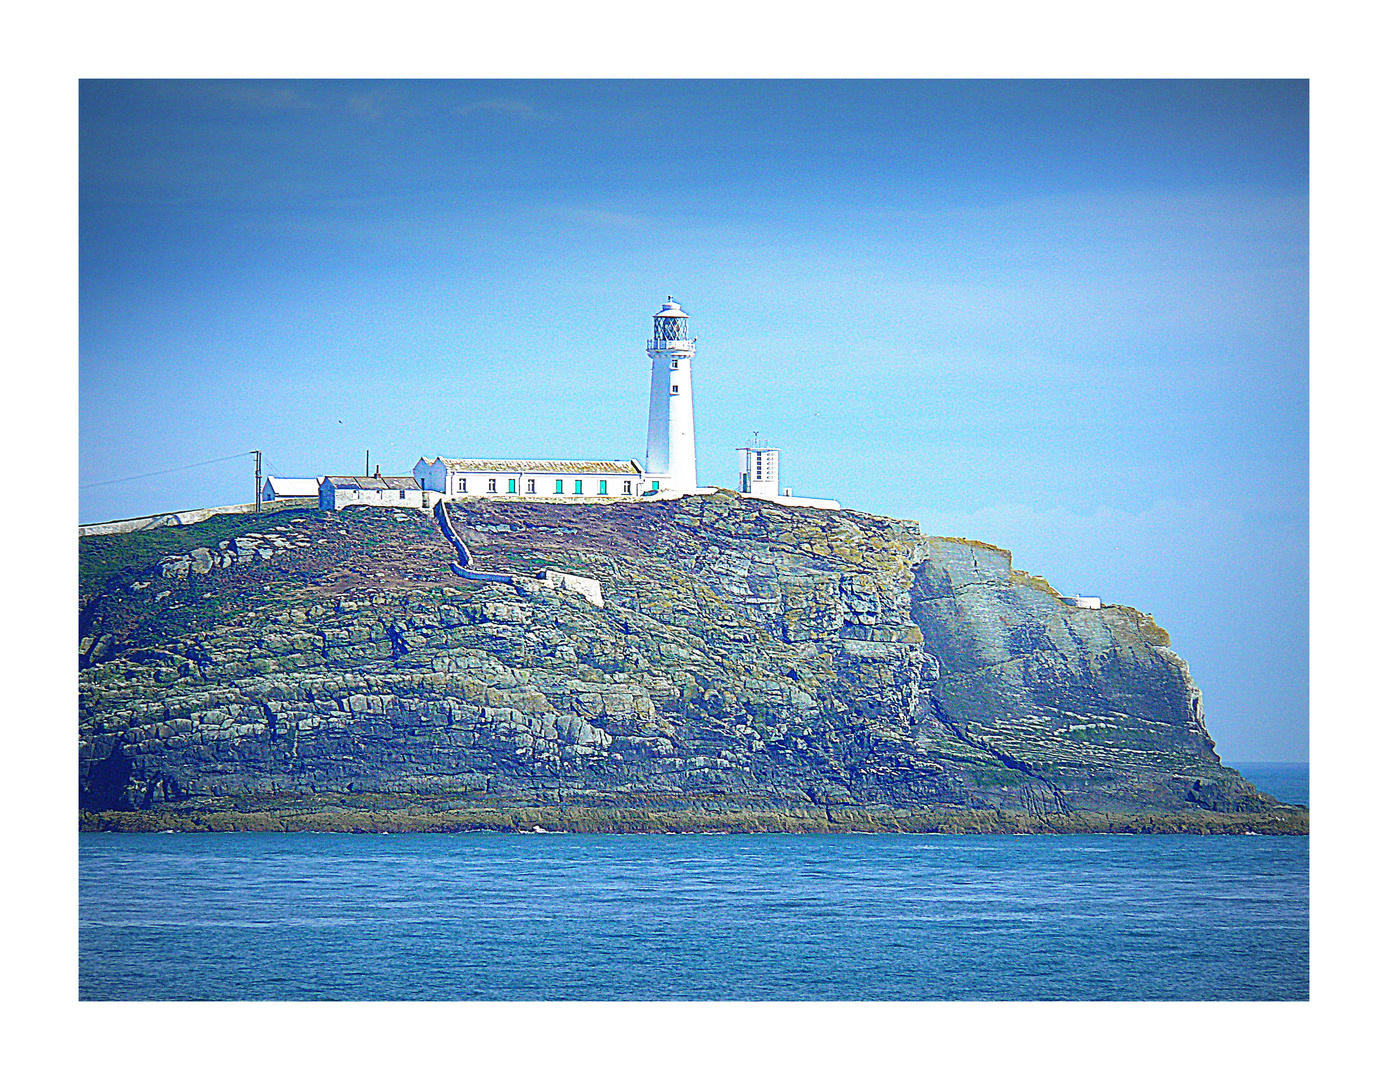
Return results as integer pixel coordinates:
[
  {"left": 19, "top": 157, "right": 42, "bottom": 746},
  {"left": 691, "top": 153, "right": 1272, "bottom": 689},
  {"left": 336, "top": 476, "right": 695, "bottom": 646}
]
[{"left": 78, "top": 763, "right": 1308, "bottom": 1001}]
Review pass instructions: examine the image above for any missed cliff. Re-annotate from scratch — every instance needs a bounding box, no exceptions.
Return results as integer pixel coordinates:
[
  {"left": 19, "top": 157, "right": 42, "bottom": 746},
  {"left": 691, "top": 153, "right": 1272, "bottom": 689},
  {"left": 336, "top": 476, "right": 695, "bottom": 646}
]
[{"left": 77, "top": 493, "right": 1306, "bottom": 834}]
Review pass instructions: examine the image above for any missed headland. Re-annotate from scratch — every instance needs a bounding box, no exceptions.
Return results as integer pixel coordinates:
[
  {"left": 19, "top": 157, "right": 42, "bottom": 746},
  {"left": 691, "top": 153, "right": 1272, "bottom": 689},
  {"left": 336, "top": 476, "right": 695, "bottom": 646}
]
[{"left": 78, "top": 493, "right": 1307, "bottom": 835}]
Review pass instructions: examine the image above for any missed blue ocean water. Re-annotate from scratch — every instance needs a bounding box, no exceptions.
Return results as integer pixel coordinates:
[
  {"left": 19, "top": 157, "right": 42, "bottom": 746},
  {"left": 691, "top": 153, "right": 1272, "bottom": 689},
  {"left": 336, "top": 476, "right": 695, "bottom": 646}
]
[
  {"left": 1232, "top": 762, "right": 1309, "bottom": 808},
  {"left": 80, "top": 827, "right": 1308, "bottom": 1001}
]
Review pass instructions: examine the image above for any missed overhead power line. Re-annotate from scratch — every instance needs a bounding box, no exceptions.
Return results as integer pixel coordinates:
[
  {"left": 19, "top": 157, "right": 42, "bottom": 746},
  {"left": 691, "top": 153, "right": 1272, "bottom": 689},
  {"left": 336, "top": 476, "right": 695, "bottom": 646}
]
[{"left": 79, "top": 451, "right": 255, "bottom": 491}]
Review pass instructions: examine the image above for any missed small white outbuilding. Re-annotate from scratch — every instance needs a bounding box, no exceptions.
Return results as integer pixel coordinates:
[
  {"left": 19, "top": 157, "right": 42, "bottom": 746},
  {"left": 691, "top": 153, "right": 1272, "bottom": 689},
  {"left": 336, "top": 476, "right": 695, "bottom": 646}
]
[
  {"left": 734, "top": 447, "right": 839, "bottom": 510},
  {"left": 261, "top": 476, "right": 321, "bottom": 501},
  {"left": 320, "top": 475, "right": 424, "bottom": 511}
]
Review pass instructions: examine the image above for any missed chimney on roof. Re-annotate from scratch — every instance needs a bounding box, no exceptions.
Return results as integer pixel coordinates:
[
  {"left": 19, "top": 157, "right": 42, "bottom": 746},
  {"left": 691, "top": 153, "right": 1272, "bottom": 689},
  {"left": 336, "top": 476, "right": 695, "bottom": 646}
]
[{"left": 374, "top": 465, "right": 381, "bottom": 478}]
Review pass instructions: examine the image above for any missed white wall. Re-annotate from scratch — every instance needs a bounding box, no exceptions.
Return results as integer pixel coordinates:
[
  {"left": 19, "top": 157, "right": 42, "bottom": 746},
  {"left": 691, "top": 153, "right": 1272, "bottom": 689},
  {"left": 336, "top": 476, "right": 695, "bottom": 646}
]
[
  {"left": 441, "top": 469, "right": 644, "bottom": 498},
  {"left": 79, "top": 500, "right": 289, "bottom": 536}
]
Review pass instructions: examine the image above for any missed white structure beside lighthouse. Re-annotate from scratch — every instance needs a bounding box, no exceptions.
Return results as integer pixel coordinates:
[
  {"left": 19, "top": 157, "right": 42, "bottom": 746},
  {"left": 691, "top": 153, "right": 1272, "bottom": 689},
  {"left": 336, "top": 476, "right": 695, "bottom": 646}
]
[
  {"left": 737, "top": 446, "right": 780, "bottom": 497},
  {"left": 644, "top": 298, "right": 698, "bottom": 492}
]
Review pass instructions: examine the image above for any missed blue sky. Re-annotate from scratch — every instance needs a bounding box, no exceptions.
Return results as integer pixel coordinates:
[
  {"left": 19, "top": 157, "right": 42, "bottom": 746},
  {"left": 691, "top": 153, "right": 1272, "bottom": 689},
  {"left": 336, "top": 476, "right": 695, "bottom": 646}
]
[{"left": 79, "top": 79, "right": 1308, "bottom": 761}]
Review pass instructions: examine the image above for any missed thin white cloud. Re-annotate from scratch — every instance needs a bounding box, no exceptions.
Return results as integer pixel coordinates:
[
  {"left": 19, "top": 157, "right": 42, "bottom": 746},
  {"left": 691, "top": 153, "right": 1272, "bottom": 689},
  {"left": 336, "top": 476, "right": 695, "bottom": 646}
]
[
  {"left": 544, "top": 204, "right": 646, "bottom": 229},
  {"left": 347, "top": 92, "right": 387, "bottom": 122},
  {"left": 213, "top": 83, "right": 316, "bottom": 111},
  {"left": 454, "top": 99, "right": 541, "bottom": 120}
]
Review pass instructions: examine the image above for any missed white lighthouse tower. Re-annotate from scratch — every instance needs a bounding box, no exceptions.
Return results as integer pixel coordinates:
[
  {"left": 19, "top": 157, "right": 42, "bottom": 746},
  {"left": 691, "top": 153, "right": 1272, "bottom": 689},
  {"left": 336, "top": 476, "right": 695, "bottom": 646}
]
[{"left": 644, "top": 297, "right": 698, "bottom": 491}]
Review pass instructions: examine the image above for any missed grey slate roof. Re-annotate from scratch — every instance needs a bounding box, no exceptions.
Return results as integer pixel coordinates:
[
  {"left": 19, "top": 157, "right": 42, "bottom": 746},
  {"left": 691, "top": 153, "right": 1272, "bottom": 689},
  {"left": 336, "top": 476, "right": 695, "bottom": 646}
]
[
  {"left": 432, "top": 458, "right": 642, "bottom": 475},
  {"left": 323, "top": 476, "right": 422, "bottom": 491}
]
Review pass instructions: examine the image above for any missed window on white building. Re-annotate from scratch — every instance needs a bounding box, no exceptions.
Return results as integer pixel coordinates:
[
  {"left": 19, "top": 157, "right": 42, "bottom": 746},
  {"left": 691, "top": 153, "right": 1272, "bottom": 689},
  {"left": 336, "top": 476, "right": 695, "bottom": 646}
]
[
  {"left": 671, "top": 385, "right": 680, "bottom": 395},
  {"left": 623, "top": 480, "right": 632, "bottom": 495},
  {"left": 527, "top": 479, "right": 536, "bottom": 494},
  {"left": 488, "top": 478, "right": 497, "bottom": 493},
  {"left": 670, "top": 358, "right": 679, "bottom": 370},
  {"left": 458, "top": 477, "right": 467, "bottom": 494},
  {"left": 555, "top": 479, "right": 564, "bottom": 494}
]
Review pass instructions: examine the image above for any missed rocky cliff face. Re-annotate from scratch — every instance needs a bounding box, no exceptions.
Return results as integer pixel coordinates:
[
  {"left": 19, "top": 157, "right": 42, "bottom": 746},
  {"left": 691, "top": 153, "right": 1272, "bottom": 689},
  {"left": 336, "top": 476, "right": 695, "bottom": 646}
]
[{"left": 77, "top": 493, "right": 1301, "bottom": 832}]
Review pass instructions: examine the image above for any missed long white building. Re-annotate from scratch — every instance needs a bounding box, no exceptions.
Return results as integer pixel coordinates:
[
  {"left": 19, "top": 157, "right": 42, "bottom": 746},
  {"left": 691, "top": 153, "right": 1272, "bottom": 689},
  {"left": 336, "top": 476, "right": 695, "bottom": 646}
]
[{"left": 413, "top": 458, "right": 644, "bottom": 499}]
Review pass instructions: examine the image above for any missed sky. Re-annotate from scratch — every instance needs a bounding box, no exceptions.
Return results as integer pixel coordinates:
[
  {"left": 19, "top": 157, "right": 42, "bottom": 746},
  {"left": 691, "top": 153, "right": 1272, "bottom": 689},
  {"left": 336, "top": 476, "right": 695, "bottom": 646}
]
[{"left": 79, "top": 79, "right": 1308, "bottom": 762}]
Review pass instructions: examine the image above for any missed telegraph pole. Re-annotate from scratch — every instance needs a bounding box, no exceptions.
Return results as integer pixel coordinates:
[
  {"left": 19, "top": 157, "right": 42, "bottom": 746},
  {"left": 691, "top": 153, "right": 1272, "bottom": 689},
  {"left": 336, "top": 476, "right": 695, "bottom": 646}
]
[{"left": 254, "top": 449, "right": 262, "bottom": 514}]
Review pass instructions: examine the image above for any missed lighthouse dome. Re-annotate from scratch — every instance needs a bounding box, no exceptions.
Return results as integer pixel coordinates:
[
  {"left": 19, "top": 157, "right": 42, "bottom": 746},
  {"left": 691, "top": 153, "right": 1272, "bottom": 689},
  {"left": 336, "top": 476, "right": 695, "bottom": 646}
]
[{"left": 656, "top": 299, "right": 688, "bottom": 318}]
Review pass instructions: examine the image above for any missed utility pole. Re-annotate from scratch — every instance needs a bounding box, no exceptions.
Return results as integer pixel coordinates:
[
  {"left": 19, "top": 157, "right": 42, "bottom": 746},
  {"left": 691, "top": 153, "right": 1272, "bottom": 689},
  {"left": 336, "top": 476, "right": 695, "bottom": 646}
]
[
  {"left": 254, "top": 449, "right": 262, "bottom": 514},
  {"left": 365, "top": 449, "right": 370, "bottom": 477}
]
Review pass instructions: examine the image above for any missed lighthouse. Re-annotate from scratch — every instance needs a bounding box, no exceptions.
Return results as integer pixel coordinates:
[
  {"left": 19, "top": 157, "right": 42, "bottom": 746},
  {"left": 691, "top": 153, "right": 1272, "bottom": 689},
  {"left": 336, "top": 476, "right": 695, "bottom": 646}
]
[{"left": 645, "top": 297, "right": 698, "bottom": 491}]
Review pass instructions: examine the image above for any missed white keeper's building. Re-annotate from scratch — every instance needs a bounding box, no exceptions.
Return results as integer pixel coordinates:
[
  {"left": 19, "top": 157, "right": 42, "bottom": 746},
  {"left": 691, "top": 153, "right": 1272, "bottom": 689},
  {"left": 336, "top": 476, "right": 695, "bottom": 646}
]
[{"left": 414, "top": 458, "right": 645, "bottom": 499}]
